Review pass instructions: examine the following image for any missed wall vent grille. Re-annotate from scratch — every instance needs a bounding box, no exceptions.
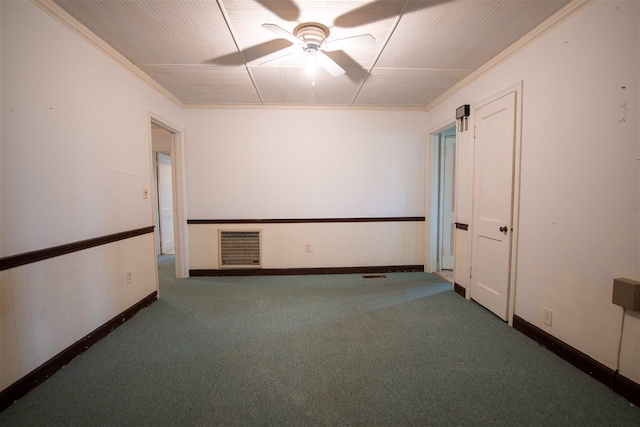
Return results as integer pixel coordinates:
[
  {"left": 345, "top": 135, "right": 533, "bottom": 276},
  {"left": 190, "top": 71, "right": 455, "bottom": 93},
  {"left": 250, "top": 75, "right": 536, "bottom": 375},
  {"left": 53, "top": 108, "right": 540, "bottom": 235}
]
[{"left": 219, "top": 230, "right": 261, "bottom": 268}]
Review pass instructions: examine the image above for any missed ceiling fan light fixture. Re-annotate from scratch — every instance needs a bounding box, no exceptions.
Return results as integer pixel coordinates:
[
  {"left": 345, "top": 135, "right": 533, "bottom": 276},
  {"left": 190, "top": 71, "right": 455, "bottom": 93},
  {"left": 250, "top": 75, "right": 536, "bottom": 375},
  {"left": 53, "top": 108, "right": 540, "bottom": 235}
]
[
  {"left": 261, "top": 21, "right": 359, "bottom": 79},
  {"left": 304, "top": 47, "right": 318, "bottom": 86}
]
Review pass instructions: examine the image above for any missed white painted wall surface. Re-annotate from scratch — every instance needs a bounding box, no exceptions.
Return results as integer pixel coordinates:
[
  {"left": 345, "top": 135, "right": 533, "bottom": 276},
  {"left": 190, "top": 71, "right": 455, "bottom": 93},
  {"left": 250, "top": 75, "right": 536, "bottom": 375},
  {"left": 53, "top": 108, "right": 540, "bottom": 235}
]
[
  {"left": 185, "top": 109, "right": 427, "bottom": 270},
  {"left": 1, "top": 0, "right": 182, "bottom": 257},
  {"left": 0, "top": 0, "right": 182, "bottom": 391},
  {"left": 185, "top": 109, "right": 426, "bottom": 219},
  {"left": 427, "top": 0, "right": 639, "bottom": 382}
]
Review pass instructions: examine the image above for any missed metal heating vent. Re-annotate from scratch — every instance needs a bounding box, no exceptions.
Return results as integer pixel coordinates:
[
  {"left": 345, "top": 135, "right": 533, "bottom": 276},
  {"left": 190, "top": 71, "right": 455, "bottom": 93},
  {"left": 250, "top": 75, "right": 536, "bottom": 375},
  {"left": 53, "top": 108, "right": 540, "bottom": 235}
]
[{"left": 219, "top": 230, "right": 261, "bottom": 268}]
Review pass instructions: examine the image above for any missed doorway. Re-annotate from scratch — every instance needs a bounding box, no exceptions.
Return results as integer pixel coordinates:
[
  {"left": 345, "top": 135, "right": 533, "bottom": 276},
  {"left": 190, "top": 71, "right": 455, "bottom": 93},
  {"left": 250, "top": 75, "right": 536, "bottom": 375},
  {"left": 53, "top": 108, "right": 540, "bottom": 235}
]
[
  {"left": 149, "top": 115, "right": 189, "bottom": 279},
  {"left": 154, "top": 150, "right": 175, "bottom": 255},
  {"left": 151, "top": 123, "right": 174, "bottom": 255},
  {"left": 430, "top": 125, "right": 456, "bottom": 282}
]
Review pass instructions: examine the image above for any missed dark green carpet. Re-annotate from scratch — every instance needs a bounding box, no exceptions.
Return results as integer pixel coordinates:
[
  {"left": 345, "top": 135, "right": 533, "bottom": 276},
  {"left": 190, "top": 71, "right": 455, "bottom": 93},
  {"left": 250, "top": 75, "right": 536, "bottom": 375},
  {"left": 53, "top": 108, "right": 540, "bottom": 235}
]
[{"left": 1, "top": 256, "right": 638, "bottom": 426}]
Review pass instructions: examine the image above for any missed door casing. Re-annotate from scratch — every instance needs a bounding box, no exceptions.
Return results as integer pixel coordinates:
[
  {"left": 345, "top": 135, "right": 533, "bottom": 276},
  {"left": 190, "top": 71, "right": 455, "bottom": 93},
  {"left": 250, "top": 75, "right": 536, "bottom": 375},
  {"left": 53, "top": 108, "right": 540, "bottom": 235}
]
[
  {"left": 440, "top": 131, "right": 456, "bottom": 270},
  {"left": 427, "top": 121, "right": 456, "bottom": 273}
]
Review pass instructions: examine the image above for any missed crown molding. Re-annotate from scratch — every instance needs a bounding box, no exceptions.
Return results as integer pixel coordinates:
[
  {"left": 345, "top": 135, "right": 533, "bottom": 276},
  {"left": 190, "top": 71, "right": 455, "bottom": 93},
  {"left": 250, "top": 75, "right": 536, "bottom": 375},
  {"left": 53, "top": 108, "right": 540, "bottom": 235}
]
[
  {"left": 183, "top": 103, "right": 427, "bottom": 112},
  {"left": 425, "top": 0, "right": 595, "bottom": 112},
  {"left": 30, "top": 0, "right": 184, "bottom": 108}
]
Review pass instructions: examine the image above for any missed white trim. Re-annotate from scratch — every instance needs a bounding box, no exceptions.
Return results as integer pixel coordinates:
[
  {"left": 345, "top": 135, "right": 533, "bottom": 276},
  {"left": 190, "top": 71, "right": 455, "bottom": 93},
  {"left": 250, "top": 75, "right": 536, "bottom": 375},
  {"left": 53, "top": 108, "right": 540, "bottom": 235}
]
[
  {"left": 182, "top": 104, "right": 427, "bottom": 112},
  {"left": 427, "top": 132, "right": 440, "bottom": 273},
  {"left": 509, "top": 83, "right": 524, "bottom": 328},
  {"left": 423, "top": 131, "right": 430, "bottom": 273},
  {"left": 428, "top": 117, "right": 458, "bottom": 136},
  {"left": 30, "top": 0, "right": 184, "bottom": 108},
  {"left": 425, "top": 0, "right": 594, "bottom": 112},
  {"left": 468, "top": 81, "right": 523, "bottom": 326},
  {"left": 149, "top": 113, "right": 190, "bottom": 279}
]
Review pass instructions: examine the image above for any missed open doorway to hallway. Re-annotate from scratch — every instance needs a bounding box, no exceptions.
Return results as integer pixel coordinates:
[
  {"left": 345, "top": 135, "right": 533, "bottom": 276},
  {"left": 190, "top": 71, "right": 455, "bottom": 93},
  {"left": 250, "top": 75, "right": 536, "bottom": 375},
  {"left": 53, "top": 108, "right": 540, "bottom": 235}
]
[
  {"left": 431, "top": 125, "right": 456, "bottom": 283},
  {"left": 148, "top": 116, "right": 189, "bottom": 279},
  {"left": 151, "top": 124, "right": 175, "bottom": 256}
]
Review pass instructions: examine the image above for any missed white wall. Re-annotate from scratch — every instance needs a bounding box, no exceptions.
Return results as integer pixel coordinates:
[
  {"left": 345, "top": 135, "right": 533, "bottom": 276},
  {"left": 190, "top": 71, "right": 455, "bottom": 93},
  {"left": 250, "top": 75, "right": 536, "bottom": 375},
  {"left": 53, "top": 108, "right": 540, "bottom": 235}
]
[
  {"left": 0, "top": 0, "right": 183, "bottom": 392},
  {"left": 186, "top": 109, "right": 426, "bottom": 219},
  {"left": 428, "top": 0, "right": 639, "bottom": 383},
  {"left": 185, "top": 109, "right": 427, "bottom": 269},
  {"left": 1, "top": 1, "right": 182, "bottom": 256}
]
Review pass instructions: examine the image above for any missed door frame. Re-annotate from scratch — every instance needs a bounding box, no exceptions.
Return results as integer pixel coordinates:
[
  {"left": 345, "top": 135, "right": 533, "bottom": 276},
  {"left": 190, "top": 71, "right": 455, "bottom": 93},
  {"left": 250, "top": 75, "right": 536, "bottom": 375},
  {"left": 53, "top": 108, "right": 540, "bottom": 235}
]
[
  {"left": 469, "top": 81, "right": 523, "bottom": 326},
  {"left": 439, "top": 129, "right": 456, "bottom": 270},
  {"left": 148, "top": 112, "right": 190, "bottom": 279},
  {"left": 426, "top": 119, "right": 457, "bottom": 273}
]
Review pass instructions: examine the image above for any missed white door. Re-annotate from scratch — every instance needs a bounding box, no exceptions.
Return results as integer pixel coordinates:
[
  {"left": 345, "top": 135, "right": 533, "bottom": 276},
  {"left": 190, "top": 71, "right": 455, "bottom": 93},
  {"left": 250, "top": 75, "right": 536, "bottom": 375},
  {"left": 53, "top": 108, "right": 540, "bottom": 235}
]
[
  {"left": 157, "top": 152, "right": 175, "bottom": 254},
  {"left": 441, "top": 134, "right": 456, "bottom": 270},
  {"left": 470, "top": 92, "right": 516, "bottom": 321}
]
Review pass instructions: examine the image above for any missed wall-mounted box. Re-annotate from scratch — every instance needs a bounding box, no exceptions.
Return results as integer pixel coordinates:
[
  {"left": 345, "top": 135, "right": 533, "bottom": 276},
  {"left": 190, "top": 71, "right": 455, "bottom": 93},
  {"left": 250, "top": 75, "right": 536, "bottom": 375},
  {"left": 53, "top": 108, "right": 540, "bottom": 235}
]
[{"left": 612, "top": 278, "right": 640, "bottom": 311}]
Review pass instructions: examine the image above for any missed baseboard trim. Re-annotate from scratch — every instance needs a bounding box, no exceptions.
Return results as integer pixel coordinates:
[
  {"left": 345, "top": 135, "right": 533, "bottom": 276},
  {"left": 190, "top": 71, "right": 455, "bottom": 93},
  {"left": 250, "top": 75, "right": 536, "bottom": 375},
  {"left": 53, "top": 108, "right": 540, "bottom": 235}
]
[
  {"left": 0, "top": 291, "right": 158, "bottom": 412},
  {"left": 190, "top": 265, "right": 424, "bottom": 277},
  {"left": 513, "top": 315, "right": 640, "bottom": 406},
  {"left": 514, "top": 315, "right": 640, "bottom": 405},
  {"left": 613, "top": 373, "right": 640, "bottom": 407},
  {"left": 0, "top": 226, "right": 155, "bottom": 271},
  {"left": 513, "top": 315, "right": 615, "bottom": 388},
  {"left": 454, "top": 282, "right": 466, "bottom": 297}
]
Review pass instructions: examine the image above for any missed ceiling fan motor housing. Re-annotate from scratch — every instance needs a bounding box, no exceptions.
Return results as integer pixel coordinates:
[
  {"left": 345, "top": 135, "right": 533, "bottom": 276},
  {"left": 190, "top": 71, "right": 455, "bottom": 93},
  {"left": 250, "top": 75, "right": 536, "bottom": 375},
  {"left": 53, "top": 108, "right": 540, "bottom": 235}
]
[{"left": 294, "top": 22, "right": 329, "bottom": 47}]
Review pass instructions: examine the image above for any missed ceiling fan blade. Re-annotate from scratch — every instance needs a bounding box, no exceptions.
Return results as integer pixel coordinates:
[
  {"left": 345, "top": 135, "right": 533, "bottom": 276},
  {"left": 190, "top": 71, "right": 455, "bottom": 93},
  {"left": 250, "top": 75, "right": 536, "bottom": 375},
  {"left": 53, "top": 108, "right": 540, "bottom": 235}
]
[
  {"left": 334, "top": 0, "right": 397, "bottom": 28},
  {"left": 255, "top": 46, "right": 303, "bottom": 66},
  {"left": 323, "top": 34, "right": 375, "bottom": 52},
  {"left": 253, "top": 0, "right": 299, "bottom": 22},
  {"left": 316, "top": 52, "right": 345, "bottom": 77},
  {"left": 262, "top": 23, "right": 302, "bottom": 46}
]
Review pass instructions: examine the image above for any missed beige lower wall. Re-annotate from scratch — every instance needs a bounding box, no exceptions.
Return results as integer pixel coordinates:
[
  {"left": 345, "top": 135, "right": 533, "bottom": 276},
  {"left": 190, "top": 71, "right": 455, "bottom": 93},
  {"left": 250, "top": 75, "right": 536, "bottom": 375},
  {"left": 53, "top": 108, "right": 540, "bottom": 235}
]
[
  {"left": 0, "top": 233, "right": 158, "bottom": 391},
  {"left": 189, "top": 222, "right": 425, "bottom": 270}
]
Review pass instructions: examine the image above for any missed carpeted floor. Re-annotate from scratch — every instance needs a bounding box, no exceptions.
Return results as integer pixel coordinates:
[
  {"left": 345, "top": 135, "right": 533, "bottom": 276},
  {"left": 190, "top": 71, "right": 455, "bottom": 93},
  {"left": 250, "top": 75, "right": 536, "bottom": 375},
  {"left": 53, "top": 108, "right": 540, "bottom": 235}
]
[{"left": 1, "top": 256, "right": 638, "bottom": 426}]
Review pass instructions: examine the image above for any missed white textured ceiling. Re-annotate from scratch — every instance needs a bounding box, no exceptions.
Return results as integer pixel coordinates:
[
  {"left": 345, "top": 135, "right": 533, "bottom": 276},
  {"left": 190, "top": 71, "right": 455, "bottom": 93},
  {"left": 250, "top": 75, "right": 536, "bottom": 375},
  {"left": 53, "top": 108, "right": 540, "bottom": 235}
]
[{"left": 53, "top": 0, "right": 571, "bottom": 108}]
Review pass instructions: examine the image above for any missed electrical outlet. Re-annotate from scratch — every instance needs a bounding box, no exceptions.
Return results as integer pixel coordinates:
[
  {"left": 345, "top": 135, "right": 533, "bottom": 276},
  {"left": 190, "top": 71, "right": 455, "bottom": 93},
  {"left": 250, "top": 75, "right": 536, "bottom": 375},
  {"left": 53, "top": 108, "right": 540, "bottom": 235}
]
[
  {"left": 543, "top": 308, "right": 552, "bottom": 326},
  {"left": 305, "top": 244, "right": 311, "bottom": 253},
  {"left": 142, "top": 187, "right": 149, "bottom": 199},
  {"left": 126, "top": 271, "right": 133, "bottom": 285}
]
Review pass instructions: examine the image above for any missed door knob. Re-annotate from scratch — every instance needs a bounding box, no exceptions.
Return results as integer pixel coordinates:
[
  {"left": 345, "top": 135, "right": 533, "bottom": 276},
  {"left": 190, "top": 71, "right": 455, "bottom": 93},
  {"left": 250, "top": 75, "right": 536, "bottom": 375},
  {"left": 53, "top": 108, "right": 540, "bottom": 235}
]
[{"left": 499, "top": 226, "right": 508, "bottom": 233}]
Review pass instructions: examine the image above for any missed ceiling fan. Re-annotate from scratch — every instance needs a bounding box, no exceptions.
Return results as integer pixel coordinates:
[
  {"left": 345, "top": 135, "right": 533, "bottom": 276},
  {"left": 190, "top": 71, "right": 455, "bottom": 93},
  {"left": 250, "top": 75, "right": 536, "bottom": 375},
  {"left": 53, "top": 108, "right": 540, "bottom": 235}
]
[{"left": 258, "top": 22, "right": 375, "bottom": 82}]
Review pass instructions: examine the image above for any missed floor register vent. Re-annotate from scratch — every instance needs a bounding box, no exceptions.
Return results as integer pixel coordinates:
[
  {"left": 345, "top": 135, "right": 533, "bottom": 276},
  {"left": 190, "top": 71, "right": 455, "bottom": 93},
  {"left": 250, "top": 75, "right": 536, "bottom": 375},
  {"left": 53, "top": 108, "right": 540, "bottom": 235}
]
[{"left": 219, "top": 230, "right": 262, "bottom": 268}]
